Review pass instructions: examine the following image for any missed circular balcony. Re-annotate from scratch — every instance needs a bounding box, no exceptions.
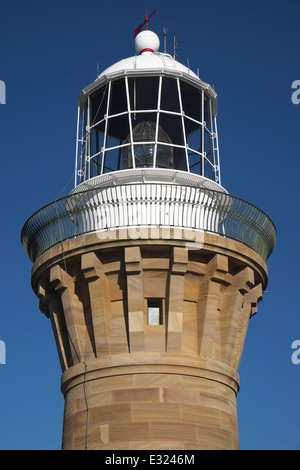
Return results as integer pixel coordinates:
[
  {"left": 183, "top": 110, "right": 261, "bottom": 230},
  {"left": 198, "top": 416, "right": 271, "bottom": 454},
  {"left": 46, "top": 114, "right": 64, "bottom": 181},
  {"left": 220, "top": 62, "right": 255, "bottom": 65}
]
[{"left": 21, "top": 183, "right": 276, "bottom": 263}]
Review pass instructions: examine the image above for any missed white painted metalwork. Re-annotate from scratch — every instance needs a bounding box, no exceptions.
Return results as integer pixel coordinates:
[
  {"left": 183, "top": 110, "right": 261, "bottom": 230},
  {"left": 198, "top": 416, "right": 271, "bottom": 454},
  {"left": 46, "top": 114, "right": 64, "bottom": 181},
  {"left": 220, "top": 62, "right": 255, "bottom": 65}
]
[
  {"left": 74, "top": 31, "right": 222, "bottom": 189},
  {"left": 21, "top": 181, "right": 277, "bottom": 263},
  {"left": 213, "top": 117, "right": 221, "bottom": 185}
]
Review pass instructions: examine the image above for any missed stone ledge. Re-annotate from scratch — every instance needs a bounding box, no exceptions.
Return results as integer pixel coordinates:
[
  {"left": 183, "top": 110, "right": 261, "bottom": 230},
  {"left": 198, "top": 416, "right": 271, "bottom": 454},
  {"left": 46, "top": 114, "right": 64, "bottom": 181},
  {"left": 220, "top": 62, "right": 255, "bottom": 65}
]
[{"left": 61, "top": 353, "right": 240, "bottom": 396}]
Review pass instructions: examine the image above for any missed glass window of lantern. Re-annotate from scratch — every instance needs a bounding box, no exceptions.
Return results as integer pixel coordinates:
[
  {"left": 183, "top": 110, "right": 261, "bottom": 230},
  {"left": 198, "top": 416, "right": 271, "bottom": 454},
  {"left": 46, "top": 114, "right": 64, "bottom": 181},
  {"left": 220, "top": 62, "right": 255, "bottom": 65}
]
[
  {"left": 90, "top": 120, "right": 105, "bottom": 153},
  {"left": 103, "top": 147, "right": 124, "bottom": 173},
  {"left": 132, "top": 143, "right": 154, "bottom": 168},
  {"left": 104, "top": 106, "right": 131, "bottom": 172},
  {"left": 108, "top": 79, "right": 127, "bottom": 116},
  {"left": 81, "top": 103, "right": 88, "bottom": 136},
  {"left": 204, "top": 128, "right": 213, "bottom": 168},
  {"left": 186, "top": 130, "right": 202, "bottom": 175},
  {"left": 184, "top": 116, "right": 203, "bottom": 175},
  {"left": 130, "top": 113, "right": 157, "bottom": 140},
  {"left": 155, "top": 144, "right": 175, "bottom": 169},
  {"left": 184, "top": 115, "right": 201, "bottom": 139},
  {"left": 127, "top": 121, "right": 156, "bottom": 168},
  {"left": 90, "top": 85, "right": 109, "bottom": 126},
  {"left": 90, "top": 128, "right": 104, "bottom": 176},
  {"left": 171, "top": 146, "right": 187, "bottom": 171},
  {"left": 204, "top": 98, "right": 212, "bottom": 132},
  {"left": 158, "top": 113, "right": 185, "bottom": 147},
  {"left": 117, "top": 144, "right": 132, "bottom": 170},
  {"left": 180, "top": 82, "right": 202, "bottom": 122},
  {"left": 128, "top": 77, "right": 159, "bottom": 111},
  {"left": 89, "top": 156, "right": 101, "bottom": 178},
  {"left": 123, "top": 113, "right": 157, "bottom": 168},
  {"left": 106, "top": 114, "right": 130, "bottom": 145},
  {"left": 204, "top": 157, "right": 214, "bottom": 181},
  {"left": 160, "top": 77, "right": 181, "bottom": 113}
]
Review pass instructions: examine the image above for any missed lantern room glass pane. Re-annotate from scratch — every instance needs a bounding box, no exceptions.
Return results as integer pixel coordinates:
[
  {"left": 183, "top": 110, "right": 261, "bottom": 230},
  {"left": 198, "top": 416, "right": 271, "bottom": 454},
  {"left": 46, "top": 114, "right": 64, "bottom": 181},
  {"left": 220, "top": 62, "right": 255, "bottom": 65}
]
[
  {"left": 106, "top": 114, "right": 130, "bottom": 143},
  {"left": 204, "top": 129, "right": 213, "bottom": 162},
  {"left": 204, "top": 157, "right": 214, "bottom": 181},
  {"left": 129, "top": 113, "right": 157, "bottom": 140},
  {"left": 184, "top": 116, "right": 200, "bottom": 137},
  {"left": 204, "top": 98, "right": 212, "bottom": 131},
  {"left": 159, "top": 145, "right": 187, "bottom": 171},
  {"left": 128, "top": 77, "right": 159, "bottom": 111},
  {"left": 108, "top": 79, "right": 127, "bottom": 116},
  {"left": 158, "top": 113, "right": 185, "bottom": 146},
  {"left": 160, "top": 78, "right": 181, "bottom": 112},
  {"left": 131, "top": 118, "right": 156, "bottom": 142},
  {"left": 174, "top": 147, "right": 188, "bottom": 171},
  {"left": 156, "top": 144, "right": 175, "bottom": 169},
  {"left": 204, "top": 128, "right": 214, "bottom": 180},
  {"left": 187, "top": 130, "right": 202, "bottom": 175},
  {"left": 90, "top": 128, "right": 104, "bottom": 163},
  {"left": 188, "top": 153, "right": 202, "bottom": 175},
  {"left": 90, "top": 122, "right": 105, "bottom": 159},
  {"left": 185, "top": 120, "right": 202, "bottom": 148},
  {"left": 123, "top": 114, "right": 157, "bottom": 169},
  {"left": 124, "top": 120, "right": 157, "bottom": 168},
  {"left": 90, "top": 85, "right": 108, "bottom": 125},
  {"left": 89, "top": 156, "right": 102, "bottom": 178},
  {"left": 105, "top": 133, "right": 119, "bottom": 153},
  {"left": 133, "top": 143, "right": 154, "bottom": 168},
  {"left": 103, "top": 147, "right": 125, "bottom": 173},
  {"left": 180, "top": 82, "right": 202, "bottom": 122}
]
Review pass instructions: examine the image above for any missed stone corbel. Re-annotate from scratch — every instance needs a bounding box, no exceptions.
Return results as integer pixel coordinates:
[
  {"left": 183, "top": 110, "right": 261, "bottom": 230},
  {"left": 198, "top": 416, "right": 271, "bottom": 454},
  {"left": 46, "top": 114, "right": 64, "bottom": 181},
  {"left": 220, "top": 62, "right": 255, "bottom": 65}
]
[
  {"left": 197, "top": 253, "right": 230, "bottom": 358},
  {"left": 166, "top": 247, "right": 188, "bottom": 352},
  {"left": 124, "top": 247, "right": 145, "bottom": 352},
  {"left": 81, "top": 252, "right": 112, "bottom": 357},
  {"left": 37, "top": 277, "right": 70, "bottom": 371},
  {"left": 49, "top": 263, "right": 86, "bottom": 364},
  {"left": 226, "top": 269, "right": 262, "bottom": 370}
]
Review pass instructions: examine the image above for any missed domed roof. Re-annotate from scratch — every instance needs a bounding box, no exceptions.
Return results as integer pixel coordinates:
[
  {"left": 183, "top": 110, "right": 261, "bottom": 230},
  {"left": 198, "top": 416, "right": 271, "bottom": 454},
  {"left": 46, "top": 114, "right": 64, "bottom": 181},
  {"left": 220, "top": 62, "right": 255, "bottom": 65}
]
[
  {"left": 98, "top": 30, "right": 199, "bottom": 80},
  {"left": 99, "top": 52, "right": 199, "bottom": 80},
  {"left": 78, "top": 30, "right": 217, "bottom": 112}
]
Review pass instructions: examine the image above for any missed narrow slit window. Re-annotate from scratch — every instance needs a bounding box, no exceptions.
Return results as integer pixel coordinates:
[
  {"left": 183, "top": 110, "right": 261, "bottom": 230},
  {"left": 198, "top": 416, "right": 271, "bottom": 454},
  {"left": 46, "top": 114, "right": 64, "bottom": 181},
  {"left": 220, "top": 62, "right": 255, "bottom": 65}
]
[{"left": 147, "top": 299, "right": 162, "bottom": 325}]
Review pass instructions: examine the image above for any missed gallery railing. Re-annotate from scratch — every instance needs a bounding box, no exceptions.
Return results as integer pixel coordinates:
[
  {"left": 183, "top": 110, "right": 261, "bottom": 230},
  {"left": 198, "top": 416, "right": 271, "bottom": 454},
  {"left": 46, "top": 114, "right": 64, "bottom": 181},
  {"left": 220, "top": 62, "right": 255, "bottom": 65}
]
[{"left": 21, "top": 183, "right": 276, "bottom": 263}]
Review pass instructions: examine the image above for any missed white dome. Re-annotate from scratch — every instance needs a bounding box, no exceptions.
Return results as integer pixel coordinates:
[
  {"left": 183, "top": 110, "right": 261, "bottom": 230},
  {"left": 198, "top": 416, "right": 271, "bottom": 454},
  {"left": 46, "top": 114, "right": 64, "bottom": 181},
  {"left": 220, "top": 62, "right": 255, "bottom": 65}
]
[
  {"left": 98, "top": 30, "right": 199, "bottom": 80},
  {"left": 99, "top": 52, "right": 199, "bottom": 80}
]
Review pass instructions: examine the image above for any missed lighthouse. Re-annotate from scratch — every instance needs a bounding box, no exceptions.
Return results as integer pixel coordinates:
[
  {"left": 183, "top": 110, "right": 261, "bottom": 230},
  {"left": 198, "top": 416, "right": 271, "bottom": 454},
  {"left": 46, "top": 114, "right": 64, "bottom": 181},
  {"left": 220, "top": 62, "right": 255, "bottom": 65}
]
[{"left": 21, "top": 22, "right": 276, "bottom": 450}]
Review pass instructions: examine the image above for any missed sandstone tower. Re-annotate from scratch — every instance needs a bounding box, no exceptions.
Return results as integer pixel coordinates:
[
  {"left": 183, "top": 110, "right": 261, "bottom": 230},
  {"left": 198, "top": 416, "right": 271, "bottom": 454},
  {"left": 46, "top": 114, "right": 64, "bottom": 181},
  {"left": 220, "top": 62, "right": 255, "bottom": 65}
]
[{"left": 21, "top": 25, "right": 276, "bottom": 450}]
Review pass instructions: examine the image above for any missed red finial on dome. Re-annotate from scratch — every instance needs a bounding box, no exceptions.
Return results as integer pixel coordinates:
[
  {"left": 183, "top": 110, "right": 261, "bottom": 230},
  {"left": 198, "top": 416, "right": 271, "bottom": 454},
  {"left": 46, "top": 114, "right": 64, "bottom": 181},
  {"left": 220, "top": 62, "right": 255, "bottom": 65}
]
[{"left": 134, "top": 9, "right": 157, "bottom": 38}]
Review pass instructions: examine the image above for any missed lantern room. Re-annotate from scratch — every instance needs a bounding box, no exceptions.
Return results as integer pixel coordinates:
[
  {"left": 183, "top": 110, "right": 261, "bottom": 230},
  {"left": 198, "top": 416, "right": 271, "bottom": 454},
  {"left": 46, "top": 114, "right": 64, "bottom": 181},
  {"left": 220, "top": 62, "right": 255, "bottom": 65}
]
[{"left": 75, "top": 30, "right": 222, "bottom": 189}]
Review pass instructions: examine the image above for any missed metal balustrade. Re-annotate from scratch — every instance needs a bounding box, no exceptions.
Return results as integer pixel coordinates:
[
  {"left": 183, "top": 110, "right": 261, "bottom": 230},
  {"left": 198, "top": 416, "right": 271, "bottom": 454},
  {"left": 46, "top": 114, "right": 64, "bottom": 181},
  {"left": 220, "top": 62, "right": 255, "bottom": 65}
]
[{"left": 21, "top": 183, "right": 276, "bottom": 263}]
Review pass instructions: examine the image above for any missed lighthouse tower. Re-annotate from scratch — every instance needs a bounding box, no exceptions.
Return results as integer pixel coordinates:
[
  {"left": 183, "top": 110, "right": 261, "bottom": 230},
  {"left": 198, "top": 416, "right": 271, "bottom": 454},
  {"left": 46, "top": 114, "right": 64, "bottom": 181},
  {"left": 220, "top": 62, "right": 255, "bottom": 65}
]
[{"left": 21, "top": 24, "right": 276, "bottom": 450}]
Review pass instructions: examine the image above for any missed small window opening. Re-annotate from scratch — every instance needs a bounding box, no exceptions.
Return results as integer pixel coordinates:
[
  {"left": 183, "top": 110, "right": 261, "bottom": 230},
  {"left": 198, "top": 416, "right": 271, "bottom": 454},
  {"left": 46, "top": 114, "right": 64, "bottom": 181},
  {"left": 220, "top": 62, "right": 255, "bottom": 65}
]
[{"left": 147, "top": 299, "right": 162, "bottom": 325}]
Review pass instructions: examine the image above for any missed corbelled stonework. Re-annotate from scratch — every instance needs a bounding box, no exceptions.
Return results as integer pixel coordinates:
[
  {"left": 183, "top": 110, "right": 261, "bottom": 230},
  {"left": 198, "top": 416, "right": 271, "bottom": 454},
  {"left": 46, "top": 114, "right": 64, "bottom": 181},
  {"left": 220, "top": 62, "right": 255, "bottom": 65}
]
[{"left": 32, "top": 230, "right": 267, "bottom": 450}]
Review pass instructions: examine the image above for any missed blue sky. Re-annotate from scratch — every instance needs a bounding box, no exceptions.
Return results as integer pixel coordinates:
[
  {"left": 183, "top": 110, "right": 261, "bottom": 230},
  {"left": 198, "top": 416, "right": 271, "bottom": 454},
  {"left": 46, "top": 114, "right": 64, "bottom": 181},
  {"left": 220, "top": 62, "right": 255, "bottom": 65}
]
[{"left": 0, "top": 0, "right": 299, "bottom": 450}]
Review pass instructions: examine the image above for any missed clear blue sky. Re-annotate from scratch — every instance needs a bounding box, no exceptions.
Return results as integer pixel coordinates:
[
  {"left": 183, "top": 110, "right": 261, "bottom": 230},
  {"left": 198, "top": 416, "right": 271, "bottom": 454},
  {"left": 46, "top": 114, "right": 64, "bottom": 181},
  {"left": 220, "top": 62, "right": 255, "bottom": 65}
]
[{"left": 0, "top": 0, "right": 299, "bottom": 450}]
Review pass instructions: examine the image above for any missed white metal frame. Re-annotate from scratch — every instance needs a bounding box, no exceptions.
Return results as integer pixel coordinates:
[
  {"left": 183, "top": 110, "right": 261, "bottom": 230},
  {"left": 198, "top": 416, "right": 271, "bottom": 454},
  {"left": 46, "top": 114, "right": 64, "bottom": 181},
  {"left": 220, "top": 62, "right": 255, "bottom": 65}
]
[{"left": 75, "top": 75, "right": 221, "bottom": 187}]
